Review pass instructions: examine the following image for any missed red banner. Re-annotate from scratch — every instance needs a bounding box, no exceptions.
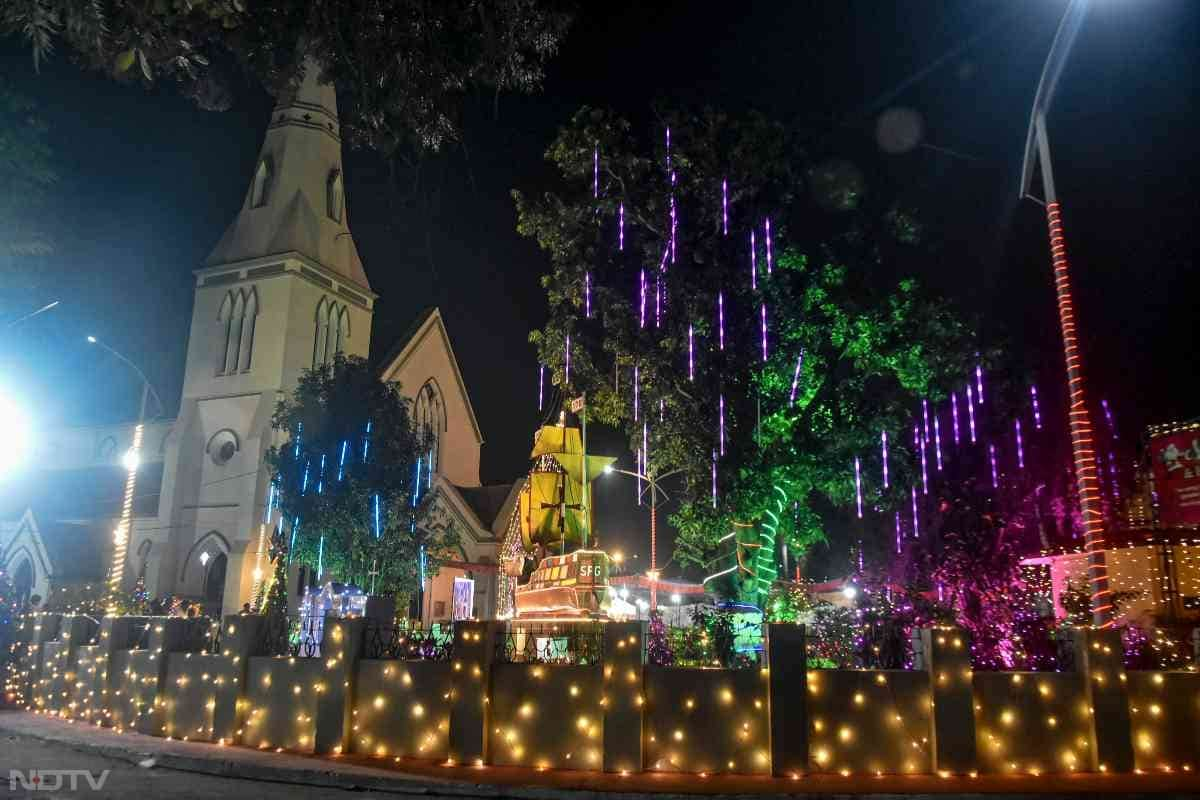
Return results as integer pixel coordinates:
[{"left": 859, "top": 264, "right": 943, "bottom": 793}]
[{"left": 1151, "top": 429, "right": 1200, "bottom": 526}]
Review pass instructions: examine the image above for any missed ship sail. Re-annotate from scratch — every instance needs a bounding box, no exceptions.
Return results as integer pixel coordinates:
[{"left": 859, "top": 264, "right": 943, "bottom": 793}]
[{"left": 517, "top": 425, "right": 616, "bottom": 552}]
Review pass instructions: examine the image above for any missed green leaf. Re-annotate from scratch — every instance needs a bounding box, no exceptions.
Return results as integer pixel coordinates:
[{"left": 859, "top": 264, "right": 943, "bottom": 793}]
[{"left": 114, "top": 49, "right": 136, "bottom": 75}]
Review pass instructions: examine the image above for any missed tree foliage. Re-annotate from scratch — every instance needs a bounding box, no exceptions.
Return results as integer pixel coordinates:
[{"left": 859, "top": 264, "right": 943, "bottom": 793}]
[
  {"left": 1, "top": 0, "right": 572, "bottom": 157},
  {"left": 0, "top": 82, "right": 55, "bottom": 270},
  {"left": 517, "top": 107, "right": 982, "bottom": 576},
  {"left": 266, "top": 355, "right": 457, "bottom": 598}
]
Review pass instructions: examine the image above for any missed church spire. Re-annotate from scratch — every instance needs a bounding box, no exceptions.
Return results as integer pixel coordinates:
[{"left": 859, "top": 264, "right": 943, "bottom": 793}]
[{"left": 205, "top": 58, "right": 370, "bottom": 290}]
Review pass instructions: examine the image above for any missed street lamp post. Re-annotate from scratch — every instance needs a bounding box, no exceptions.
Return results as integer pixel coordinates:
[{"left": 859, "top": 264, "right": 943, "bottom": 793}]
[
  {"left": 86, "top": 336, "right": 165, "bottom": 609},
  {"left": 603, "top": 464, "right": 682, "bottom": 610},
  {"left": 1019, "top": 0, "right": 1112, "bottom": 627}
]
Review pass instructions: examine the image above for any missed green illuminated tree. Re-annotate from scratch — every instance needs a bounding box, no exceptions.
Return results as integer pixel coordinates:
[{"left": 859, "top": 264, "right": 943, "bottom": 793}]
[
  {"left": 517, "top": 108, "right": 982, "bottom": 601},
  {"left": 1, "top": 0, "right": 570, "bottom": 159},
  {"left": 266, "top": 355, "right": 457, "bottom": 598}
]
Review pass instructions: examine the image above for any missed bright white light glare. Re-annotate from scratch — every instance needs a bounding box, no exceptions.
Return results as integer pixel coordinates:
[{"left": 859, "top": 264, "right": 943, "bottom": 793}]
[
  {"left": 0, "top": 392, "right": 31, "bottom": 480},
  {"left": 86, "top": 335, "right": 97, "bottom": 344},
  {"left": 618, "top": 587, "right": 630, "bottom": 599},
  {"left": 636, "top": 598, "right": 648, "bottom": 609},
  {"left": 842, "top": 586, "right": 858, "bottom": 600},
  {"left": 122, "top": 447, "right": 140, "bottom": 472},
  {"left": 603, "top": 464, "right": 614, "bottom": 474},
  {"left": 670, "top": 593, "right": 682, "bottom": 604},
  {"left": 199, "top": 551, "right": 210, "bottom": 566}
]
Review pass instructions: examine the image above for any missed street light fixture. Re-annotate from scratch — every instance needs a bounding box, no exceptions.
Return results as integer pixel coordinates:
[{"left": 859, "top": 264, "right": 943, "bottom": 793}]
[
  {"left": 604, "top": 464, "right": 683, "bottom": 610},
  {"left": 1019, "top": 0, "right": 1112, "bottom": 627},
  {"left": 85, "top": 335, "right": 166, "bottom": 608}
]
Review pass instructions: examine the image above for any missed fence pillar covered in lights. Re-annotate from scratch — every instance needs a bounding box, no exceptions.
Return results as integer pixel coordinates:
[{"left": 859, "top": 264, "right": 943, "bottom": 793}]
[
  {"left": 314, "top": 616, "right": 366, "bottom": 755},
  {"left": 447, "top": 620, "right": 497, "bottom": 765},
  {"left": 603, "top": 621, "right": 647, "bottom": 773},
  {"left": 1072, "top": 627, "right": 1133, "bottom": 773},
  {"left": 765, "top": 623, "right": 807, "bottom": 777},
  {"left": 919, "top": 626, "right": 976, "bottom": 775}
]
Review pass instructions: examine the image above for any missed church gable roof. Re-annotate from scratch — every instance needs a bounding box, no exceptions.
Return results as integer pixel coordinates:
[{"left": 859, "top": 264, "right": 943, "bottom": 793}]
[
  {"left": 205, "top": 59, "right": 370, "bottom": 291},
  {"left": 379, "top": 307, "right": 483, "bottom": 445}
]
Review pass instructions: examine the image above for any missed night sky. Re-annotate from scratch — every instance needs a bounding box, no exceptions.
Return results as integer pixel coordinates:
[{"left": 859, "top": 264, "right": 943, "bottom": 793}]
[{"left": 2, "top": 1, "right": 1197, "bottom": 575}]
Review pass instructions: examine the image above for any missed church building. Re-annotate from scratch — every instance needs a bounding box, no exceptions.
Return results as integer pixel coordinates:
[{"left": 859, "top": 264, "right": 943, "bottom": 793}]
[{"left": 1, "top": 63, "right": 513, "bottom": 623}]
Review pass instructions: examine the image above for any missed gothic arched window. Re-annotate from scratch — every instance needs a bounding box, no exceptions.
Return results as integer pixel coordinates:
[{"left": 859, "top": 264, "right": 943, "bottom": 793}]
[
  {"left": 335, "top": 306, "right": 349, "bottom": 356},
  {"left": 250, "top": 157, "right": 273, "bottom": 208},
  {"left": 413, "top": 379, "right": 446, "bottom": 475},
  {"left": 326, "top": 169, "right": 344, "bottom": 222},
  {"left": 217, "top": 287, "right": 258, "bottom": 375}
]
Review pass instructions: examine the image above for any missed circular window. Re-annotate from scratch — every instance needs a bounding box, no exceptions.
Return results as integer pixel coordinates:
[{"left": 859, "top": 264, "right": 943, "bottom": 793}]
[{"left": 207, "top": 429, "right": 240, "bottom": 466}]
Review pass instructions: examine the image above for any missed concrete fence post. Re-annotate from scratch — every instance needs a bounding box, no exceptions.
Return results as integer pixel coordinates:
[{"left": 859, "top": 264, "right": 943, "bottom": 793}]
[
  {"left": 447, "top": 620, "right": 497, "bottom": 766},
  {"left": 602, "top": 620, "right": 646, "bottom": 773},
  {"left": 313, "top": 615, "right": 366, "bottom": 755},
  {"left": 920, "top": 626, "right": 977, "bottom": 775},
  {"left": 1072, "top": 627, "right": 1134, "bottom": 773},
  {"left": 213, "top": 614, "right": 265, "bottom": 742},
  {"left": 765, "top": 623, "right": 807, "bottom": 777}
]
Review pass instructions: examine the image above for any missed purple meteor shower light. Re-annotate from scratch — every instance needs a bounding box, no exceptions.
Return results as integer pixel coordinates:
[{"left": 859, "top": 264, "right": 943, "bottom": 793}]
[
  {"left": 765, "top": 218, "right": 773, "bottom": 274},
  {"left": 639, "top": 269, "right": 647, "bottom": 328},
  {"left": 718, "top": 292, "right": 725, "bottom": 350},
  {"left": 722, "top": 179, "right": 728, "bottom": 236},
  {"left": 665, "top": 126, "right": 670, "bottom": 170},
  {"left": 911, "top": 486, "right": 919, "bottom": 538},
  {"left": 643, "top": 420, "right": 649, "bottom": 474},
  {"left": 750, "top": 230, "right": 757, "bottom": 290},
  {"left": 760, "top": 303, "right": 768, "bottom": 362},
  {"left": 934, "top": 415, "right": 943, "bottom": 471},
  {"left": 585, "top": 271, "right": 591, "bottom": 318},
  {"left": 966, "top": 384, "right": 977, "bottom": 443},
  {"left": 719, "top": 393, "right": 726, "bottom": 456},
  {"left": 636, "top": 448, "right": 642, "bottom": 505},
  {"left": 655, "top": 274, "right": 661, "bottom": 328},
  {"left": 922, "top": 398, "right": 930, "bottom": 444},
  {"left": 633, "top": 365, "right": 640, "bottom": 420},
  {"left": 881, "top": 430, "right": 889, "bottom": 488},
  {"left": 919, "top": 426, "right": 928, "bottom": 494},
  {"left": 538, "top": 366, "right": 544, "bottom": 411},
  {"left": 565, "top": 335, "right": 571, "bottom": 384},
  {"left": 1015, "top": 419, "right": 1025, "bottom": 470},
  {"left": 895, "top": 511, "right": 902, "bottom": 553},
  {"left": 854, "top": 457, "right": 863, "bottom": 518},
  {"left": 669, "top": 189, "right": 677, "bottom": 265},
  {"left": 593, "top": 145, "right": 598, "bottom": 198},
  {"left": 951, "top": 391, "right": 961, "bottom": 445},
  {"left": 618, "top": 202, "right": 625, "bottom": 250},
  {"left": 976, "top": 363, "right": 984, "bottom": 404},
  {"left": 989, "top": 443, "right": 999, "bottom": 488},
  {"left": 789, "top": 352, "right": 804, "bottom": 407},
  {"left": 659, "top": 397, "right": 664, "bottom": 423},
  {"left": 1109, "top": 451, "right": 1120, "bottom": 499},
  {"left": 1031, "top": 385, "right": 1042, "bottom": 430},
  {"left": 688, "top": 325, "right": 695, "bottom": 381},
  {"left": 1102, "top": 398, "right": 1117, "bottom": 439}
]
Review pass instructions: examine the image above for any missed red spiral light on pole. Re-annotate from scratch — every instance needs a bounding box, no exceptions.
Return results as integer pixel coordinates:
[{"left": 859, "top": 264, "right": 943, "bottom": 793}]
[{"left": 1046, "top": 201, "right": 1113, "bottom": 627}]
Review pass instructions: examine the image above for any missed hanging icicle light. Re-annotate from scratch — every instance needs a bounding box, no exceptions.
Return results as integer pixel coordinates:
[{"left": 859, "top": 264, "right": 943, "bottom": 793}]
[
  {"left": 593, "top": 145, "right": 599, "bottom": 198},
  {"left": 711, "top": 450, "right": 718, "bottom": 507},
  {"left": 719, "top": 393, "right": 726, "bottom": 456},
  {"left": 294, "top": 421, "right": 303, "bottom": 459},
  {"left": 362, "top": 420, "right": 372, "bottom": 462},
  {"left": 1031, "top": 385, "right": 1042, "bottom": 430},
  {"left": 918, "top": 426, "right": 928, "bottom": 495},
  {"left": 565, "top": 335, "right": 571, "bottom": 384},
  {"left": 854, "top": 457, "right": 863, "bottom": 519},
  {"left": 1015, "top": 419, "right": 1025, "bottom": 470},
  {"left": 922, "top": 398, "right": 930, "bottom": 444},
  {"left": 538, "top": 365, "right": 544, "bottom": 411},
  {"left": 585, "top": 272, "right": 591, "bottom": 318},
  {"left": 760, "top": 302, "right": 768, "bottom": 362},
  {"left": 636, "top": 448, "right": 643, "bottom": 506},
  {"left": 1101, "top": 398, "right": 1117, "bottom": 439},
  {"left": 688, "top": 324, "right": 695, "bottom": 381},
  {"left": 894, "top": 511, "right": 902, "bottom": 554},
  {"left": 911, "top": 487, "right": 919, "bottom": 538},
  {"left": 1109, "top": 452, "right": 1120, "bottom": 499},
  {"left": 655, "top": 273, "right": 661, "bottom": 328},
  {"left": 639, "top": 269, "right": 647, "bottom": 329},
  {"left": 633, "top": 365, "right": 640, "bottom": 421},
  {"left": 881, "top": 430, "right": 889, "bottom": 489},
  {"left": 337, "top": 440, "right": 348, "bottom": 482},
  {"left": 765, "top": 218, "right": 773, "bottom": 275},
  {"left": 659, "top": 397, "right": 664, "bottom": 423},
  {"left": 669, "top": 187, "right": 677, "bottom": 265},
  {"left": 316, "top": 534, "right": 325, "bottom": 579},
  {"left": 989, "top": 443, "right": 999, "bottom": 488},
  {"left": 975, "top": 363, "right": 984, "bottom": 404},
  {"left": 618, "top": 202, "right": 626, "bottom": 250},
  {"left": 934, "top": 415, "right": 943, "bottom": 472},
  {"left": 643, "top": 420, "right": 649, "bottom": 475},
  {"left": 789, "top": 352, "right": 804, "bottom": 407},
  {"left": 966, "top": 384, "right": 977, "bottom": 443},
  {"left": 721, "top": 179, "right": 728, "bottom": 236},
  {"left": 750, "top": 230, "right": 757, "bottom": 291},
  {"left": 373, "top": 493, "right": 381, "bottom": 539},
  {"left": 717, "top": 292, "right": 725, "bottom": 351},
  {"left": 951, "top": 392, "right": 961, "bottom": 445}
]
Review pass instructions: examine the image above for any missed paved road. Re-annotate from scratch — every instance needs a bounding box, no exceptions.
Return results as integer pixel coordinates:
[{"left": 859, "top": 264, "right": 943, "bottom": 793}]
[{"left": 1, "top": 734, "right": 439, "bottom": 800}]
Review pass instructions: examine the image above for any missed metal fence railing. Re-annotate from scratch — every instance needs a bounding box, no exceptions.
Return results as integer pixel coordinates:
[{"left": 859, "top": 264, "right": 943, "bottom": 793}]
[
  {"left": 361, "top": 621, "right": 453, "bottom": 661},
  {"left": 257, "top": 614, "right": 322, "bottom": 658},
  {"left": 495, "top": 624, "right": 605, "bottom": 665},
  {"left": 806, "top": 621, "right": 915, "bottom": 670}
]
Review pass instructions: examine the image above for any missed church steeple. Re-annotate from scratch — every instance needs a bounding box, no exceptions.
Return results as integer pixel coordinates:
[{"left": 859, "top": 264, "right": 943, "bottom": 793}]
[{"left": 205, "top": 59, "right": 370, "bottom": 290}]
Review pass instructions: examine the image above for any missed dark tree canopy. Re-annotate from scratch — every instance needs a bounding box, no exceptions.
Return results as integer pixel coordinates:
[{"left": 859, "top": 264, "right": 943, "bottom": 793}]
[
  {"left": 1, "top": 0, "right": 572, "bottom": 157},
  {"left": 266, "top": 355, "right": 457, "bottom": 598},
  {"left": 516, "top": 107, "right": 984, "bottom": 592}
]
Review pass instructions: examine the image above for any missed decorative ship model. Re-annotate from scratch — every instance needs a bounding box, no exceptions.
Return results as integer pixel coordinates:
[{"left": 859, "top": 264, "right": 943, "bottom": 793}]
[{"left": 502, "top": 419, "right": 617, "bottom": 619}]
